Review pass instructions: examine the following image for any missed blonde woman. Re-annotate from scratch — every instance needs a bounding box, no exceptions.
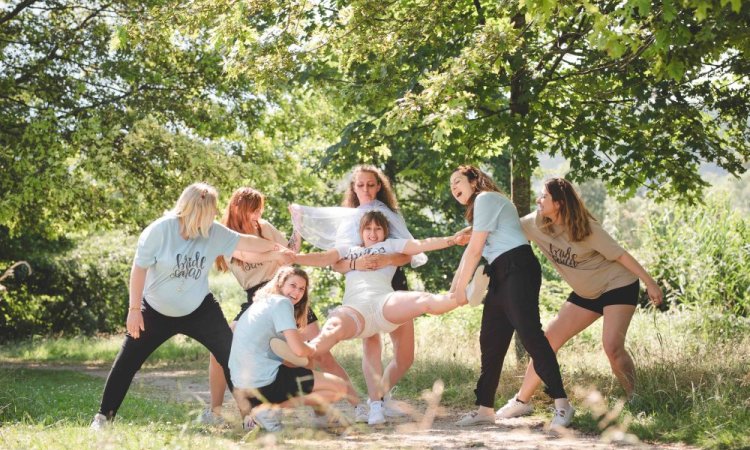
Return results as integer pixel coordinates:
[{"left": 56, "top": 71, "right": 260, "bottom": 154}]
[{"left": 90, "top": 183, "right": 288, "bottom": 429}]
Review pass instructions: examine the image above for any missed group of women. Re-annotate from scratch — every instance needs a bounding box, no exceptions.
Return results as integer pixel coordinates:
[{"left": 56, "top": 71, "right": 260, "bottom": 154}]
[{"left": 90, "top": 164, "right": 663, "bottom": 433}]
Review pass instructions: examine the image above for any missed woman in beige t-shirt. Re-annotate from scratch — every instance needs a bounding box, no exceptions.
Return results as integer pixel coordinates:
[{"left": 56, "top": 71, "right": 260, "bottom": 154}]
[{"left": 496, "top": 178, "right": 663, "bottom": 420}]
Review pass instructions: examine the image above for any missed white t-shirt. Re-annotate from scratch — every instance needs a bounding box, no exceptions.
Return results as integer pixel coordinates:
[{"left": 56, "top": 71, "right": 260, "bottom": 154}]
[
  {"left": 229, "top": 294, "right": 298, "bottom": 389},
  {"left": 472, "top": 192, "right": 528, "bottom": 264},
  {"left": 335, "top": 238, "right": 409, "bottom": 303},
  {"left": 133, "top": 215, "right": 240, "bottom": 317}
]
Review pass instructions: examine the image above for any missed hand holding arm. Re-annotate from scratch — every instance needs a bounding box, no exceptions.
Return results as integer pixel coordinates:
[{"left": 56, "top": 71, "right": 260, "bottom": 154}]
[
  {"left": 127, "top": 263, "right": 147, "bottom": 339},
  {"left": 617, "top": 251, "right": 663, "bottom": 306}
]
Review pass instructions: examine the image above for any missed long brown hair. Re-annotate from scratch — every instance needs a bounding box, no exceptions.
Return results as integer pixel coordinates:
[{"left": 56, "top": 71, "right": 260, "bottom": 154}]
[
  {"left": 254, "top": 266, "right": 310, "bottom": 329},
  {"left": 454, "top": 165, "right": 503, "bottom": 224},
  {"left": 215, "top": 187, "right": 265, "bottom": 272},
  {"left": 540, "top": 177, "right": 595, "bottom": 242},
  {"left": 342, "top": 165, "right": 399, "bottom": 211}
]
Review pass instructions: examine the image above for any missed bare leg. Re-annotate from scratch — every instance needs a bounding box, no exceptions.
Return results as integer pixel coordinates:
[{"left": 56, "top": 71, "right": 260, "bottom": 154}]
[
  {"left": 208, "top": 321, "right": 237, "bottom": 413},
  {"left": 602, "top": 304, "right": 637, "bottom": 398},
  {"left": 382, "top": 291, "right": 459, "bottom": 325},
  {"left": 516, "top": 302, "right": 599, "bottom": 402},
  {"left": 382, "top": 320, "right": 415, "bottom": 395},
  {"left": 308, "top": 309, "right": 360, "bottom": 356},
  {"left": 362, "top": 334, "right": 384, "bottom": 401},
  {"left": 303, "top": 321, "right": 360, "bottom": 405},
  {"left": 231, "top": 388, "right": 254, "bottom": 421}
]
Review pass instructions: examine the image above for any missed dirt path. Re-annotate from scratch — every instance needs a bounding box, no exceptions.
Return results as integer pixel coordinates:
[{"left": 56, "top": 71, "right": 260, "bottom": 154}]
[{"left": 6, "top": 363, "right": 696, "bottom": 449}]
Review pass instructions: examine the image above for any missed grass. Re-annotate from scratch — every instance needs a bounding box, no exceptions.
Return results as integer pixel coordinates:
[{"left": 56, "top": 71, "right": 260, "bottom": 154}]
[{"left": 1, "top": 296, "right": 748, "bottom": 449}]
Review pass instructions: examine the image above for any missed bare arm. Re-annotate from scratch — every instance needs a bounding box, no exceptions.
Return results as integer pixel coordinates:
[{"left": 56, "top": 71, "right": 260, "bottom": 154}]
[
  {"left": 127, "top": 263, "right": 147, "bottom": 339},
  {"left": 235, "top": 234, "right": 279, "bottom": 253},
  {"left": 402, "top": 235, "right": 457, "bottom": 255},
  {"left": 282, "top": 329, "right": 314, "bottom": 357},
  {"left": 617, "top": 251, "right": 663, "bottom": 305},
  {"left": 450, "top": 231, "right": 489, "bottom": 304},
  {"left": 233, "top": 249, "right": 294, "bottom": 265},
  {"left": 356, "top": 252, "right": 411, "bottom": 271},
  {"left": 295, "top": 249, "right": 341, "bottom": 268}
]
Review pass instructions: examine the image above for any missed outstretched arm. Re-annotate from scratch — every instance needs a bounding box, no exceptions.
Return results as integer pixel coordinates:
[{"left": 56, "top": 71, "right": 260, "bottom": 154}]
[
  {"left": 295, "top": 249, "right": 341, "bottom": 268},
  {"left": 401, "top": 235, "right": 458, "bottom": 255}
]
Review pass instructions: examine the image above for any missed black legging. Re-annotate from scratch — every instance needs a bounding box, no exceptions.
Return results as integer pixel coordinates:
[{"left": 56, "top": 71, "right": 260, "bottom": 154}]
[
  {"left": 98, "top": 293, "right": 233, "bottom": 419},
  {"left": 474, "top": 244, "right": 567, "bottom": 407}
]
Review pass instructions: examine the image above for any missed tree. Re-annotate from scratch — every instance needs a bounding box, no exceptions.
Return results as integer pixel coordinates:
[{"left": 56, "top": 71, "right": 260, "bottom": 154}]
[{"left": 171, "top": 0, "right": 748, "bottom": 207}]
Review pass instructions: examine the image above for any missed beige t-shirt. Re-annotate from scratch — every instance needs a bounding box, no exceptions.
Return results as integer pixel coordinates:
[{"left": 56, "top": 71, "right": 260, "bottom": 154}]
[
  {"left": 520, "top": 211, "right": 637, "bottom": 299},
  {"left": 228, "top": 220, "right": 288, "bottom": 290}
]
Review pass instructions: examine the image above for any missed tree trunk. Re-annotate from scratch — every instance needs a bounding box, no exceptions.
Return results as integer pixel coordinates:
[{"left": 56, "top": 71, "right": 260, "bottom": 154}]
[{"left": 509, "top": 10, "right": 531, "bottom": 365}]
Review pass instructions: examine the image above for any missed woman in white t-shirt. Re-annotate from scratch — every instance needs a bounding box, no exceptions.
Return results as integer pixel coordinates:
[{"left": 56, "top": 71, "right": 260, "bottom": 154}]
[
  {"left": 449, "top": 165, "right": 573, "bottom": 429},
  {"left": 230, "top": 266, "right": 349, "bottom": 431},
  {"left": 278, "top": 210, "right": 478, "bottom": 425},
  {"left": 90, "top": 183, "right": 287, "bottom": 430},
  {"left": 290, "top": 165, "right": 428, "bottom": 423},
  {"left": 203, "top": 187, "right": 352, "bottom": 423},
  {"left": 496, "top": 177, "right": 663, "bottom": 419}
]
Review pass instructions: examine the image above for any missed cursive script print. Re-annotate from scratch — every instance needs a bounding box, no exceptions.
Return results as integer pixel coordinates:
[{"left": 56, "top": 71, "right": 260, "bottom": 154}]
[
  {"left": 171, "top": 252, "right": 207, "bottom": 280},
  {"left": 548, "top": 244, "right": 578, "bottom": 268},
  {"left": 346, "top": 246, "right": 387, "bottom": 260}
]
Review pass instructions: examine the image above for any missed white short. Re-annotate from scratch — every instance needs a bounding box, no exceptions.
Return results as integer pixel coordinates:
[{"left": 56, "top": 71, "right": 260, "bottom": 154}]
[{"left": 341, "top": 289, "right": 400, "bottom": 338}]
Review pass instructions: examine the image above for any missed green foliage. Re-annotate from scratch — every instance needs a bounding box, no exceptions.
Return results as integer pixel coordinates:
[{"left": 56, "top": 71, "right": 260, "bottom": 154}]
[
  {"left": 607, "top": 194, "right": 750, "bottom": 315},
  {"left": 0, "top": 231, "right": 134, "bottom": 341}
]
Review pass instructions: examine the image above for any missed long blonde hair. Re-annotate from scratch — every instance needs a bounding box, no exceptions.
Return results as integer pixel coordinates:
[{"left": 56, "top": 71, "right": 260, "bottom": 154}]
[
  {"left": 172, "top": 183, "right": 218, "bottom": 239},
  {"left": 540, "top": 177, "right": 595, "bottom": 242},
  {"left": 216, "top": 187, "right": 265, "bottom": 272},
  {"left": 254, "top": 266, "right": 310, "bottom": 329},
  {"left": 453, "top": 165, "right": 503, "bottom": 224},
  {"left": 342, "top": 165, "right": 399, "bottom": 211}
]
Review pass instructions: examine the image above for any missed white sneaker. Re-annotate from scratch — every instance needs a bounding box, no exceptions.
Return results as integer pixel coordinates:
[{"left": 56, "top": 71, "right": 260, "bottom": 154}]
[
  {"left": 354, "top": 404, "right": 369, "bottom": 423},
  {"left": 383, "top": 389, "right": 407, "bottom": 418},
  {"left": 90, "top": 413, "right": 109, "bottom": 431},
  {"left": 269, "top": 337, "right": 309, "bottom": 367},
  {"left": 466, "top": 265, "right": 490, "bottom": 306},
  {"left": 367, "top": 400, "right": 386, "bottom": 426},
  {"left": 197, "top": 408, "right": 225, "bottom": 425},
  {"left": 496, "top": 397, "right": 533, "bottom": 419},
  {"left": 549, "top": 403, "right": 575, "bottom": 429},
  {"left": 454, "top": 410, "right": 496, "bottom": 426},
  {"left": 254, "top": 408, "right": 283, "bottom": 431}
]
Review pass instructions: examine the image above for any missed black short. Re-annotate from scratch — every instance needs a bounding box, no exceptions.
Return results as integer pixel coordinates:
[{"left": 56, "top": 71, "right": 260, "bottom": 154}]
[
  {"left": 233, "top": 281, "right": 319, "bottom": 324},
  {"left": 250, "top": 365, "right": 314, "bottom": 407},
  {"left": 566, "top": 280, "right": 639, "bottom": 315}
]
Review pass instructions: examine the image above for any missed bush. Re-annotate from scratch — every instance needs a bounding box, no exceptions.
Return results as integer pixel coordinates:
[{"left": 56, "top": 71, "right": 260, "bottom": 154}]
[
  {"left": 0, "top": 231, "right": 134, "bottom": 341},
  {"left": 607, "top": 194, "right": 750, "bottom": 316}
]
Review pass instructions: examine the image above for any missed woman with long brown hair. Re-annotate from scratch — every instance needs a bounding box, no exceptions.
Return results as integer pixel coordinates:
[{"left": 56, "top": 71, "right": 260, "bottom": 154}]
[
  {"left": 449, "top": 166, "right": 574, "bottom": 429},
  {"left": 495, "top": 177, "right": 662, "bottom": 420}
]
